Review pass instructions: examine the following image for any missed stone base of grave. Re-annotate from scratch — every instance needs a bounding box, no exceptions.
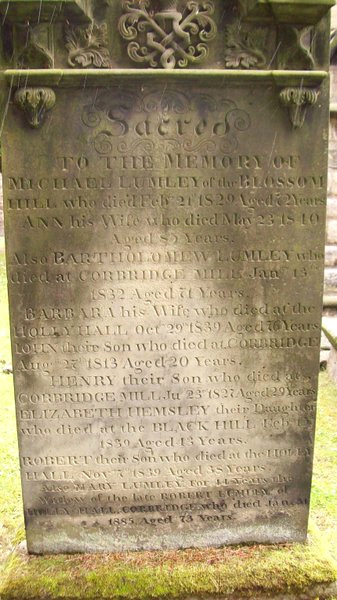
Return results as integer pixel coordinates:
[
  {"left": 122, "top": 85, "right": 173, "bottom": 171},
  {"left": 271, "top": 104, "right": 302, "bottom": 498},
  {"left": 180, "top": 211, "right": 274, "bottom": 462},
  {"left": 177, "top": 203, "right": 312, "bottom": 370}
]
[{"left": 1, "top": 528, "right": 337, "bottom": 600}]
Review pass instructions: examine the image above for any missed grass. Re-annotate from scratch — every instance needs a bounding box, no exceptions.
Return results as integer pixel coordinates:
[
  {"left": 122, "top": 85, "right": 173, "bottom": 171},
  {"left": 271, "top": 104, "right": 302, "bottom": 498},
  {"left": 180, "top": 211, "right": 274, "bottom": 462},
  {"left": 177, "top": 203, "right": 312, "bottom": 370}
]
[
  {"left": 0, "top": 245, "right": 336, "bottom": 599},
  {"left": 0, "top": 248, "right": 11, "bottom": 365},
  {"left": 311, "top": 372, "right": 337, "bottom": 563},
  {"left": 1, "top": 534, "right": 337, "bottom": 600},
  {"left": 0, "top": 249, "right": 24, "bottom": 567}
]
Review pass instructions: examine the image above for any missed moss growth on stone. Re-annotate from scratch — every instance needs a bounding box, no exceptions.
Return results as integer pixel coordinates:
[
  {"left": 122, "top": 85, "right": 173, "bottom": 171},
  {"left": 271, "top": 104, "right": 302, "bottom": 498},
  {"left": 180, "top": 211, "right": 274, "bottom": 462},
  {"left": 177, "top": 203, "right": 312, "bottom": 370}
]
[{"left": 1, "top": 526, "right": 337, "bottom": 600}]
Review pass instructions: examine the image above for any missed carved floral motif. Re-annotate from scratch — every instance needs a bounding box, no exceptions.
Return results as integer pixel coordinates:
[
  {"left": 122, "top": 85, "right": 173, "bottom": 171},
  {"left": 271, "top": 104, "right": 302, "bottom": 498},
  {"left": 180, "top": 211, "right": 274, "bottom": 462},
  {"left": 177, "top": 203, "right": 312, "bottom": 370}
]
[
  {"left": 14, "top": 87, "right": 56, "bottom": 128},
  {"left": 279, "top": 87, "right": 319, "bottom": 128},
  {"left": 118, "top": 0, "right": 217, "bottom": 69},
  {"left": 224, "top": 20, "right": 267, "bottom": 69},
  {"left": 65, "top": 23, "right": 111, "bottom": 68}
]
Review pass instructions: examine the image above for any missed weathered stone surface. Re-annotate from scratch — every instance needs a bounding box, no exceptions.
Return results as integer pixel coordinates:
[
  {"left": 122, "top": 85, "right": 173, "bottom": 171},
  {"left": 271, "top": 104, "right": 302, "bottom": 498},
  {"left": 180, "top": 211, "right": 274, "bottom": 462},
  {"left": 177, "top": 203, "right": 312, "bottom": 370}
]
[
  {"left": 3, "top": 73, "right": 328, "bottom": 553},
  {"left": 0, "top": 0, "right": 331, "bottom": 555}
]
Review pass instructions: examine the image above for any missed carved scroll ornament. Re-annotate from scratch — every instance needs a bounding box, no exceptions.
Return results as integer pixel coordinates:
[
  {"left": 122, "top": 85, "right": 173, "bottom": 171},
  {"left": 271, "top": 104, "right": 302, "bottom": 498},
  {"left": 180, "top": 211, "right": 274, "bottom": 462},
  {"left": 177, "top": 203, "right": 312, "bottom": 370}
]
[
  {"left": 81, "top": 86, "right": 251, "bottom": 156},
  {"left": 118, "top": 0, "right": 217, "bottom": 69},
  {"left": 14, "top": 88, "right": 56, "bottom": 128},
  {"left": 279, "top": 87, "right": 319, "bottom": 128}
]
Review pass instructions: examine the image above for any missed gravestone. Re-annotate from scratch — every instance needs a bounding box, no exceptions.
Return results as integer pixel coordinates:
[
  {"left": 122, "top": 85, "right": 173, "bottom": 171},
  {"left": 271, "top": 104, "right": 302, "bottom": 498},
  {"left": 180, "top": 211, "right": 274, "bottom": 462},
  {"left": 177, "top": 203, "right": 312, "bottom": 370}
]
[{"left": 0, "top": 0, "right": 333, "bottom": 554}]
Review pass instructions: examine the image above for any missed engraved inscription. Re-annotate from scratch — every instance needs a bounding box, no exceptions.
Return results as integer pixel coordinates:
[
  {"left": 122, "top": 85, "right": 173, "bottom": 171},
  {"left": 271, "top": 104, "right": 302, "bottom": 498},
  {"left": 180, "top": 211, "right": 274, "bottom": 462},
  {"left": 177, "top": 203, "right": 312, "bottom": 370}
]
[
  {"left": 224, "top": 20, "right": 267, "bottom": 69},
  {"left": 4, "top": 80, "right": 327, "bottom": 553}
]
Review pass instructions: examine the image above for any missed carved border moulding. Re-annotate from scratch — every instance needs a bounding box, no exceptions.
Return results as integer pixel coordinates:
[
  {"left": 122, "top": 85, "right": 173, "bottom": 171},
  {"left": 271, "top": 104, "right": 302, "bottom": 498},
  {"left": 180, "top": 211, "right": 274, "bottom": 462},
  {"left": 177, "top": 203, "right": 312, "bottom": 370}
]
[
  {"left": 118, "top": 0, "right": 217, "bottom": 70},
  {"left": 65, "top": 22, "right": 111, "bottom": 68},
  {"left": 14, "top": 87, "right": 56, "bottom": 128},
  {"left": 279, "top": 87, "right": 319, "bottom": 128},
  {"left": 238, "top": 0, "right": 335, "bottom": 25},
  {"left": 0, "top": 0, "right": 94, "bottom": 22}
]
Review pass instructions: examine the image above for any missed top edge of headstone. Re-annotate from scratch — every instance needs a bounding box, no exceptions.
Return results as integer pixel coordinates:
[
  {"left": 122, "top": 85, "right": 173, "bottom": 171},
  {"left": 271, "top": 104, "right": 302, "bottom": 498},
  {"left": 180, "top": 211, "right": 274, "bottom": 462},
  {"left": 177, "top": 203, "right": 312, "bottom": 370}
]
[
  {"left": 240, "top": 0, "right": 335, "bottom": 23},
  {"left": 0, "top": 0, "right": 333, "bottom": 78},
  {"left": 0, "top": 0, "right": 94, "bottom": 21},
  {"left": 0, "top": 0, "right": 334, "bottom": 24}
]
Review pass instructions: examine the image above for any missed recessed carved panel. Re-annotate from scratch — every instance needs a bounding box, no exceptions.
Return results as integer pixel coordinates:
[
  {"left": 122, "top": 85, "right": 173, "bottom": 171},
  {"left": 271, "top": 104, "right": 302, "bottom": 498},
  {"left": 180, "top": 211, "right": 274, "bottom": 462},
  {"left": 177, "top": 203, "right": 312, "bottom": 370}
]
[
  {"left": 224, "top": 20, "right": 267, "bottom": 69},
  {"left": 0, "top": 0, "right": 330, "bottom": 71},
  {"left": 277, "top": 26, "right": 315, "bottom": 70},
  {"left": 65, "top": 23, "right": 111, "bottom": 68},
  {"left": 118, "top": 0, "right": 217, "bottom": 69},
  {"left": 16, "top": 24, "right": 54, "bottom": 69}
]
